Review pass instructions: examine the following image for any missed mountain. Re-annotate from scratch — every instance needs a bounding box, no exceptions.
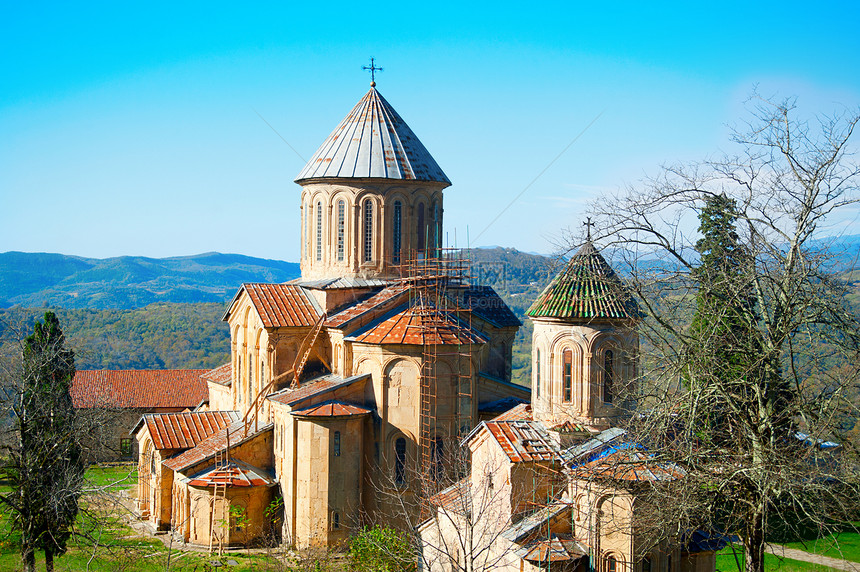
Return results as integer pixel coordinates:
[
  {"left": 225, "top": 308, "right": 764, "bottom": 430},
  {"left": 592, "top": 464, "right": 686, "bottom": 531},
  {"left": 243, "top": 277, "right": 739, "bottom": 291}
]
[{"left": 0, "top": 252, "right": 301, "bottom": 309}]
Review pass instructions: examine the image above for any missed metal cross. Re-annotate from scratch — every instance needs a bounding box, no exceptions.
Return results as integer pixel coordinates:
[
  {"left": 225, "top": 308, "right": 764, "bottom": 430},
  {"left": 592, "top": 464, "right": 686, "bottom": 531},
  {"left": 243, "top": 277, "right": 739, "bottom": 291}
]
[
  {"left": 584, "top": 217, "right": 595, "bottom": 241},
  {"left": 362, "top": 57, "right": 383, "bottom": 85}
]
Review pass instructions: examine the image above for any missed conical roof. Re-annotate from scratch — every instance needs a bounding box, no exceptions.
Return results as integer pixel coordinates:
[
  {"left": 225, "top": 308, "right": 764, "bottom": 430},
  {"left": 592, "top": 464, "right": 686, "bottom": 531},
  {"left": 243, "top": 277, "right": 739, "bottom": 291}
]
[
  {"left": 295, "top": 87, "right": 451, "bottom": 185},
  {"left": 527, "top": 242, "right": 640, "bottom": 321}
]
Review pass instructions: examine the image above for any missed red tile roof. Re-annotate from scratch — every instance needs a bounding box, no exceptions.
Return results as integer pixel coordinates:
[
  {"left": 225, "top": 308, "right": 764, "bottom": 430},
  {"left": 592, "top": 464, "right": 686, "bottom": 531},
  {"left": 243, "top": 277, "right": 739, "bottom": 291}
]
[
  {"left": 292, "top": 400, "right": 372, "bottom": 418},
  {"left": 267, "top": 373, "right": 371, "bottom": 407},
  {"left": 491, "top": 403, "right": 532, "bottom": 422},
  {"left": 228, "top": 283, "right": 321, "bottom": 327},
  {"left": 325, "top": 285, "right": 409, "bottom": 328},
  {"left": 574, "top": 450, "right": 686, "bottom": 481},
  {"left": 429, "top": 478, "right": 471, "bottom": 514},
  {"left": 349, "top": 305, "right": 487, "bottom": 346},
  {"left": 163, "top": 420, "right": 271, "bottom": 472},
  {"left": 516, "top": 538, "right": 588, "bottom": 563},
  {"left": 71, "top": 370, "right": 208, "bottom": 409},
  {"left": 137, "top": 411, "right": 240, "bottom": 450},
  {"left": 481, "top": 420, "right": 563, "bottom": 463},
  {"left": 201, "top": 363, "right": 232, "bottom": 387},
  {"left": 184, "top": 460, "right": 276, "bottom": 488}
]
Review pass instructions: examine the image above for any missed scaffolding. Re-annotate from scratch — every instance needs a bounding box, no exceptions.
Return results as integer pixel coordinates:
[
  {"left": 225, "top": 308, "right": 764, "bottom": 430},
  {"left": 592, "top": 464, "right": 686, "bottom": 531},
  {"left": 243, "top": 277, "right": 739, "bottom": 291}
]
[{"left": 394, "top": 248, "right": 475, "bottom": 488}]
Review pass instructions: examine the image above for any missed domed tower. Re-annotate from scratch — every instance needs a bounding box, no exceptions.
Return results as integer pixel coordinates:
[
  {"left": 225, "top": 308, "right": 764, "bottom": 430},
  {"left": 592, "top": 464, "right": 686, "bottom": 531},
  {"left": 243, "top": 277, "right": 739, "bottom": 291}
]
[
  {"left": 527, "top": 241, "right": 640, "bottom": 431},
  {"left": 295, "top": 85, "right": 451, "bottom": 281}
]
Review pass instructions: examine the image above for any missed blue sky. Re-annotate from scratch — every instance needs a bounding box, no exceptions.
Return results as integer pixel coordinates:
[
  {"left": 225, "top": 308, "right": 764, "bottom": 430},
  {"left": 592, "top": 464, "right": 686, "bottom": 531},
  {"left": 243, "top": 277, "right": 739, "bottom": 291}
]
[{"left": 2, "top": 1, "right": 859, "bottom": 261}]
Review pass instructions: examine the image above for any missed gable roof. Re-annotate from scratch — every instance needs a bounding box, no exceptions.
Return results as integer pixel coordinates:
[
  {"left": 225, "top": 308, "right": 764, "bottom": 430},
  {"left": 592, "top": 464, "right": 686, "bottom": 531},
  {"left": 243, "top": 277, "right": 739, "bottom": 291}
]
[
  {"left": 184, "top": 460, "right": 277, "bottom": 488},
  {"left": 163, "top": 420, "right": 272, "bottom": 472},
  {"left": 470, "top": 420, "right": 563, "bottom": 463},
  {"left": 223, "top": 283, "right": 322, "bottom": 327},
  {"left": 347, "top": 304, "right": 487, "bottom": 346},
  {"left": 134, "top": 411, "right": 240, "bottom": 450},
  {"left": 572, "top": 449, "right": 686, "bottom": 482},
  {"left": 292, "top": 400, "right": 373, "bottom": 418},
  {"left": 460, "top": 286, "right": 521, "bottom": 328},
  {"left": 71, "top": 369, "right": 208, "bottom": 409},
  {"left": 201, "top": 363, "right": 232, "bottom": 387},
  {"left": 325, "top": 285, "right": 409, "bottom": 329},
  {"left": 267, "top": 373, "right": 371, "bottom": 408},
  {"left": 295, "top": 87, "right": 451, "bottom": 185},
  {"left": 527, "top": 242, "right": 640, "bottom": 321}
]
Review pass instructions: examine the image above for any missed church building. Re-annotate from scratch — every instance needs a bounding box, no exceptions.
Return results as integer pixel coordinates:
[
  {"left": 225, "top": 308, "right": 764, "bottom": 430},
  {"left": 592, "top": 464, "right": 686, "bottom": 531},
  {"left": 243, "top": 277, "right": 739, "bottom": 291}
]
[{"left": 133, "top": 80, "right": 726, "bottom": 572}]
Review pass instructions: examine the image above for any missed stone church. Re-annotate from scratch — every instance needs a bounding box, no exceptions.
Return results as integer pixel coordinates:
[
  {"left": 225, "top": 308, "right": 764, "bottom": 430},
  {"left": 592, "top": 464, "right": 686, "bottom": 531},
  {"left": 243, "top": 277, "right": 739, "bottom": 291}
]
[{"left": 133, "top": 82, "right": 726, "bottom": 571}]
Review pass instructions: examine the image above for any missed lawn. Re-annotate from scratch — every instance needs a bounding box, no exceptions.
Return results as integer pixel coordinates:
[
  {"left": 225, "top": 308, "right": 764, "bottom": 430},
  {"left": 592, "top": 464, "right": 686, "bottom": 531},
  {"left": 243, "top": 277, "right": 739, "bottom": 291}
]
[
  {"left": 716, "top": 545, "right": 844, "bottom": 572},
  {"left": 782, "top": 523, "right": 860, "bottom": 564},
  {"left": 0, "top": 463, "right": 299, "bottom": 572}
]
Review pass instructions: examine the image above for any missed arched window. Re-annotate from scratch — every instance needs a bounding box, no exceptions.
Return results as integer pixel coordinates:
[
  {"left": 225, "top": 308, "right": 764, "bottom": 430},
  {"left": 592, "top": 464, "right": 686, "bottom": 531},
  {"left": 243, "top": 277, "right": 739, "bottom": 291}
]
[
  {"left": 417, "top": 202, "right": 425, "bottom": 251},
  {"left": 563, "top": 349, "right": 573, "bottom": 402},
  {"left": 604, "top": 349, "right": 614, "bottom": 404},
  {"left": 536, "top": 348, "right": 541, "bottom": 398},
  {"left": 394, "top": 437, "right": 406, "bottom": 485},
  {"left": 607, "top": 556, "right": 617, "bottom": 572},
  {"left": 336, "top": 200, "right": 345, "bottom": 262},
  {"left": 667, "top": 556, "right": 672, "bottom": 572},
  {"left": 642, "top": 557, "right": 652, "bottom": 572},
  {"left": 332, "top": 512, "right": 340, "bottom": 529},
  {"left": 363, "top": 199, "right": 373, "bottom": 262},
  {"left": 432, "top": 201, "right": 440, "bottom": 252},
  {"left": 316, "top": 201, "right": 323, "bottom": 262},
  {"left": 431, "top": 436, "right": 444, "bottom": 482},
  {"left": 393, "top": 200, "right": 402, "bottom": 264},
  {"left": 334, "top": 431, "right": 341, "bottom": 457}
]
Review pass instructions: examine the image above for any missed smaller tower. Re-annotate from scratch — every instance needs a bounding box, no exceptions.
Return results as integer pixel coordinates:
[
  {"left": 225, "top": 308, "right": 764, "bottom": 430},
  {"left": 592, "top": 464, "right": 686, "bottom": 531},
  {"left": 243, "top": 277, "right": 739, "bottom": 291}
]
[{"left": 527, "top": 241, "right": 640, "bottom": 431}]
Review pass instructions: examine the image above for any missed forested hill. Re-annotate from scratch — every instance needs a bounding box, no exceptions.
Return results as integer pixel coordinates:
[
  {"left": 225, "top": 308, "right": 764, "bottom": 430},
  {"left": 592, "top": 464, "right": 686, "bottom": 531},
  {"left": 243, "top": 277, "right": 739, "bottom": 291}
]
[{"left": 0, "top": 252, "right": 300, "bottom": 309}]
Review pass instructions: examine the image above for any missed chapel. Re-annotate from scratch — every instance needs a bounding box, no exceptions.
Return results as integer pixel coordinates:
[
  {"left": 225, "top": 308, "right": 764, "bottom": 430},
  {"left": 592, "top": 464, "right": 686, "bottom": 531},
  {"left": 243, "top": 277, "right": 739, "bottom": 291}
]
[{"left": 133, "top": 82, "right": 726, "bottom": 572}]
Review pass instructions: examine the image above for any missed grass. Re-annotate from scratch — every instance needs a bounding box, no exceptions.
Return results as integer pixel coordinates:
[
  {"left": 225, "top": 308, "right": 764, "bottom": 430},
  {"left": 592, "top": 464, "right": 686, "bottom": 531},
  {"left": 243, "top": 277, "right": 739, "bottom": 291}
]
[
  {"left": 716, "top": 545, "right": 844, "bottom": 572},
  {"left": 0, "top": 463, "right": 296, "bottom": 572},
  {"left": 782, "top": 523, "right": 860, "bottom": 564}
]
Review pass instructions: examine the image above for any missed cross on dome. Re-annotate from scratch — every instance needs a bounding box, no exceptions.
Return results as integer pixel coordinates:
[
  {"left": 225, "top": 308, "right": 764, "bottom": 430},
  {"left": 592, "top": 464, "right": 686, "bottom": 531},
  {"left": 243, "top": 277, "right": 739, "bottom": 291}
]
[{"left": 362, "top": 57, "right": 383, "bottom": 86}]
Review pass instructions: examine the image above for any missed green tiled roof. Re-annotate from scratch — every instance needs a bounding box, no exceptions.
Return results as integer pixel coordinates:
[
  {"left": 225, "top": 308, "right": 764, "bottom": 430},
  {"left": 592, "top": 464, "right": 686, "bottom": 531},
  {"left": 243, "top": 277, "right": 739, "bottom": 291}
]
[{"left": 527, "top": 242, "right": 640, "bottom": 320}]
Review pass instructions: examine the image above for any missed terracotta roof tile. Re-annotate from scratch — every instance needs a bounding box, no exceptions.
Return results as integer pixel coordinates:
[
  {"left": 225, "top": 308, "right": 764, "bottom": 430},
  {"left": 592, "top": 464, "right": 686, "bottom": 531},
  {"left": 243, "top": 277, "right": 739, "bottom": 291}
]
[
  {"left": 163, "top": 420, "right": 272, "bottom": 472},
  {"left": 184, "top": 460, "right": 276, "bottom": 488},
  {"left": 348, "top": 305, "right": 487, "bottom": 346},
  {"left": 574, "top": 450, "right": 686, "bottom": 481},
  {"left": 201, "top": 363, "right": 232, "bottom": 387},
  {"left": 481, "top": 420, "right": 563, "bottom": 463},
  {"left": 516, "top": 538, "right": 588, "bottom": 563},
  {"left": 325, "top": 285, "right": 409, "bottom": 328},
  {"left": 527, "top": 242, "right": 640, "bottom": 321},
  {"left": 491, "top": 403, "right": 533, "bottom": 422},
  {"left": 429, "top": 478, "right": 471, "bottom": 514},
  {"left": 292, "top": 400, "right": 372, "bottom": 417},
  {"left": 72, "top": 370, "right": 208, "bottom": 409},
  {"left": 267, "top": 373, "right": 371, "bottom": 407},
  {"left": 138, "top": 411, "right": 240, "bottom": 450},
  {"left": 229, "top": 283, "right": 321, "bottom": 328}
]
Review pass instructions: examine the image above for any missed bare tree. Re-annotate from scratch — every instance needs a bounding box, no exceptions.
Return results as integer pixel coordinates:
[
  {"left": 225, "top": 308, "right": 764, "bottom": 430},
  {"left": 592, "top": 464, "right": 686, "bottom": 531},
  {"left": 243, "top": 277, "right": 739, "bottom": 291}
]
[{"left": 580, "top": 94, "right": 860, "bottom": 572}]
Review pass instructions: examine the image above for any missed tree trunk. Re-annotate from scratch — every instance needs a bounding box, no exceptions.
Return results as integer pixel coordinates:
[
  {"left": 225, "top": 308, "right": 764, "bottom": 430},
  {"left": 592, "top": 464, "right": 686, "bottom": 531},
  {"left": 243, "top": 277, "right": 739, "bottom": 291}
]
[
  {"left": 45, "top": 548, "right": 54, "bottom": 572},
  {"left": 744, "top": 507, "right": 765, "bottom": 572},
  {"left": 22, "top": 544, "right": 35, "bottom": 572}
]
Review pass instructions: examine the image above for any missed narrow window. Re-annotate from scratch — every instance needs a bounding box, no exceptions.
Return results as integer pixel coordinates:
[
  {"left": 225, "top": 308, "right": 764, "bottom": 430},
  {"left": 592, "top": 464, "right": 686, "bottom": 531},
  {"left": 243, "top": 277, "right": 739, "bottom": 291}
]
[
  {"left": 332, "top": 512, "right": 340, "bottom": 529},
  {"left": 334, "top": 431, "right": 341, "bottom": 457},
  {"left": 316, "top": 201, "right": 323, "bottom": 262},
  {"left": 261, "top": 359, "right": 265, "bottom": 385},
  {"left": 417, "top": 202, "right": 425, "bottom": 251},
  {"left": 608, "top": 556, "right": 617, "bottom": 572},
  {"left": 336, "top": 200, "right": 345, "bottom": 261},
  {"left": 363, "top": 199, "right": 373, "bottom": 262},
  {"left": 642, "top": 557, "right": 652, "bottom": 572},
  {"left": 393, "top": 200, "right": 402, "bottom": 264},
  {"left": 667, "top": 556, "right": 672, "bottom": 572},
  {"left": 563, "top": 349, "right": 573, "bottom": 402},
  {"left": 431, "top": 436, "right": 444, "bottom": 482},
  {"left": 374, "top": 442, "right": 380, "bottom": 461},
  {"left": 248, "top": 358, "right": 254, "bottom": 405},
  {"left": 394, "top": 437, "right": 406, "bottom": 485},
  {"left": 536, "top": 348, "right": 541, "bottom": 398},
  {"left": 604, "top": 349, "right": 614, "bottom": 404},
  {"left": 432, "top": 201, "right": 440, "bottom": 252}
]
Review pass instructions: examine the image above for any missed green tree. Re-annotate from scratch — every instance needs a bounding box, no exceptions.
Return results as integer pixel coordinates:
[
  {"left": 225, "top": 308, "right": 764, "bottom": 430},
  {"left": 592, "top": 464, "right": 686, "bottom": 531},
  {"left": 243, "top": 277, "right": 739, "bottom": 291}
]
[
  {"left": 349, "top": 525, "right": 416, "bottom": 572},
  {"left": 1, "top": 312, "right": 84, "bottom": 572},
  {"left": 585, "top": 95, "right": 860, "bottom": 572}
]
